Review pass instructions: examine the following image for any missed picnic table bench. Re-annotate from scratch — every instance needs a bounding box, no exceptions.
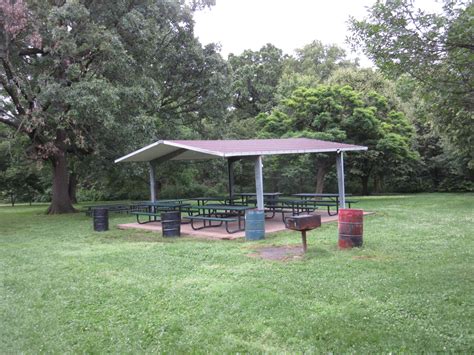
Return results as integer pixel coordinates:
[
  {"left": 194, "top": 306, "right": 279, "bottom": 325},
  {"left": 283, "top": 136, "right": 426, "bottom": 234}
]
[
  {"left": 184, "top": 215, "right": 241, "bottom": 233},
  {"left": 184, "top": 204, "right": 251, "bottom": 233},
  {"left": 265, "top": 199, "right": 318, "bottom": 220},
  {"left": 188, "top": 196, "right": 241, "bottom": 206},
  {"left": 84, "top": 203, "right": 132, "bottom": 216},
  {"left": 131, "top": 201, "right": 191, "bottom": 224},
  {"left": 234, "top": 192, "right": 282, "bottom": 206},
  {"left": 346, "top": 199, "right": 359, "bottom": 208},
  {"left": 301, "top": 200, "right": 339, "bottom": 216},
  {"left": 130, "top": 211, "right": 163, "bottom": 224},
  {"left": 292, "top": 193, "right": 359, "bottom": 215}
]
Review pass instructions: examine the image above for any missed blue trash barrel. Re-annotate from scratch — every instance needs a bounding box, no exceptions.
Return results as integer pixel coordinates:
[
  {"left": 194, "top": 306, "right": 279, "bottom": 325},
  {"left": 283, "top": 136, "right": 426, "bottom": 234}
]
[{"left": 245, "top": 209, "right": 265, "bottom": 240}]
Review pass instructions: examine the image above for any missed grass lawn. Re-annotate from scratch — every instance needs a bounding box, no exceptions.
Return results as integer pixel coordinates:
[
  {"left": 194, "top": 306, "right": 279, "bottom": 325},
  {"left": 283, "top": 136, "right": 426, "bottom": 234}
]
[{"left": 1, "top": 193, "right": 473, "bottom": 352}]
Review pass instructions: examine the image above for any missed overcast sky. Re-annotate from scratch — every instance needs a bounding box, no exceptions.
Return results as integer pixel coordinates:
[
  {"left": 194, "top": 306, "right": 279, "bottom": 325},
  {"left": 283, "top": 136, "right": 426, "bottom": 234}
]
[{"left": 194, "top": 0, "right": 442, "bottom": 67}]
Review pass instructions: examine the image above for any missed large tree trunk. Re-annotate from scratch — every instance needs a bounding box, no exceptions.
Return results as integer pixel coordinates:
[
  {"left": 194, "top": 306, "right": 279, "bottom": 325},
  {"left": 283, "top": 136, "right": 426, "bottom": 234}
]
[
  {"left": 373, "top": 174, "right": 383, "bottom": 193},
  {"left": 47, "top": 151, "right": 76, "bottom": 214},
  {"left": 315, "top": 163, "right": 327, "bottom": 194},
  {"left": 68, "top": 172, "right": 78, "bottom": 204}
]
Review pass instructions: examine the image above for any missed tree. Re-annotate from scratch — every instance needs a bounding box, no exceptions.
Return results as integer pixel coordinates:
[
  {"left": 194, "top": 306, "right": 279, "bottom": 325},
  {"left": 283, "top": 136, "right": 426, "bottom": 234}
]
[
  {"left": 0, "top": 128, "right": 44, "bottom": 206},
  {"left": 328, "top": 67, "right": 399, "bottom": 106},
  {"left": 256, "top": 85, "right": 417, "bottom": 194},
  {"left": 0, "top": 0, "right": 225, "bottom": 213},
  {"left": 288, "top": 40, "right": 356, "bottom": 81},
  {"left": 394, "top": 74, "right": 473, "bottom": 192},
  {"left": 228, "top": 44, "right": 286, "bottom": 119},
  {"left": 327, "top": 67, "right": 422, "bottom": 192},
  {"left": 349, "top": 0, "right": 474, "bottom": 170},
  {"left": 276, "top": 41, "right": 357, "bottom": 100}
]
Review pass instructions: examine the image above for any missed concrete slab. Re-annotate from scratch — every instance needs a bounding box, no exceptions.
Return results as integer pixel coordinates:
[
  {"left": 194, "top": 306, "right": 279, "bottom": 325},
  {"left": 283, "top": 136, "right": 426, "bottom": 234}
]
[{"left": 117, "top": 211, "right": 373, "bottom": 240}]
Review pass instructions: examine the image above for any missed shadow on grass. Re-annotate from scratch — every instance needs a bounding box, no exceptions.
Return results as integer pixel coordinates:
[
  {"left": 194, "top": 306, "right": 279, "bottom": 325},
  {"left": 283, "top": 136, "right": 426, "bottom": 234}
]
[
  {"left": 96, "top": 229, "right": 230, "bottom": 245},
  {"left": 243, "top": 242, "right": 333, "bottom": 262}
]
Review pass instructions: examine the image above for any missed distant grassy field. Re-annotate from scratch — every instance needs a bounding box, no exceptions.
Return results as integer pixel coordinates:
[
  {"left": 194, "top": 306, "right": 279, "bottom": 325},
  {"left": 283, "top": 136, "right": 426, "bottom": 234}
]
[{"left": 1, "top": 193, "right": 473, "bottom": 352}]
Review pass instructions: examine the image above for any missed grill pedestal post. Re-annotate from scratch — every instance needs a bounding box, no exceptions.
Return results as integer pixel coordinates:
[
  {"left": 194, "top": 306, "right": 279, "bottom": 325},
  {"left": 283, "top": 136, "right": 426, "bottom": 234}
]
[
  {"left": 285, "top": 214, "right": 321, "bottom": 253},
  {"left": 301, "top": 230, "right": 307, "bottom": 253}
]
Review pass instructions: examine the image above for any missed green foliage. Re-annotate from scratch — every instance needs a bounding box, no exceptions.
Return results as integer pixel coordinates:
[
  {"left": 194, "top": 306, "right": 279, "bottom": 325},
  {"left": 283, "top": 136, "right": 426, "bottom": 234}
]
[
  {"left": 392, "top": 74, "right": 472, "bottom": 192},
  {"left": 291, "top": 40, "right": 356, "bottom": 80},
  {"left": 0, "top": 162, "right": 43, "bottom": 205},
  {"left": 256, "top": 84, "right": 417, "bottom": 194},
  {"left": 1, "top": 0, "right": 471, "bottom": 202},
  {"left": 0, "top": 128, "right": 45, "bottom": 205},
  {"left": 228, "top": 44, "right": 286, "bottom": 119},
  {"left": 276, "top": 41, "right": 358, "bottom": 99},
  {"left": 0, "top": 0, "right": 228, "bottom": 213},
  {"left": 349, "top": 0, "right": 474, "bottom": 169}
]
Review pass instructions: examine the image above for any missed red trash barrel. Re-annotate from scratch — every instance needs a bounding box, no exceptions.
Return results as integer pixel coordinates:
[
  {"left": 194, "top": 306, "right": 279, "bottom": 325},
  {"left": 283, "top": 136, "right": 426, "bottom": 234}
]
[{"left": 338, "top": 209, "right": 363, "bottom": 248}]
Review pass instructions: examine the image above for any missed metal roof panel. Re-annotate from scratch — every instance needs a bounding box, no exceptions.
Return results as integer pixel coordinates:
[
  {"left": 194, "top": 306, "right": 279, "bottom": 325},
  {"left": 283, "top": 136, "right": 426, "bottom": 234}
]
[{"left": 115, "top": 138, "right": 368, "bottom": 163}]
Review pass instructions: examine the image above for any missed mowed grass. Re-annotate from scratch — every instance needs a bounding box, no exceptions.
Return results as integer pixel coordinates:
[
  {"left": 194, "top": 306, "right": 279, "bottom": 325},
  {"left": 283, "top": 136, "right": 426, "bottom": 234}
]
[{"left": 1, "top": 193, "right": 473, "bottom": 352}]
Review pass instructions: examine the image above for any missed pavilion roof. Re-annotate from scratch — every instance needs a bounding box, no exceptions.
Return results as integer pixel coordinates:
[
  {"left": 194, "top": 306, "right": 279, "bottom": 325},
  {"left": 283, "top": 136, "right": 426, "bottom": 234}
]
[{"left": 114, "top": 138, "right": 367, "bottom": 163}]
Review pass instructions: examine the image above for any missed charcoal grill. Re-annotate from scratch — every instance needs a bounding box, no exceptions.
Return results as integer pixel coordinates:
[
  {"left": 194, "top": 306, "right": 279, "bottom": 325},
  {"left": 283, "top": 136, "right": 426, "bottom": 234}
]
[{"left": 285, "top": 214, "right": 321, "bottom": 252}]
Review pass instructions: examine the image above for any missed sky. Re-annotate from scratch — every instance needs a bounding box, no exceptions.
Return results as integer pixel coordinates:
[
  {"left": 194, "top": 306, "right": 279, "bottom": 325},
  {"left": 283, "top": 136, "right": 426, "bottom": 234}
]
[{"left": 194, "top": 0, "right": 442, "bottom": 67}]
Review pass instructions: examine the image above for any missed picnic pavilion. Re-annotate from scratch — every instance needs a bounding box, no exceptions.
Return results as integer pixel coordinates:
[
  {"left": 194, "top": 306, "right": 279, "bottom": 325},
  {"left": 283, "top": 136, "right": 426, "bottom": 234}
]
[
  {"left": 115, "top": 138, "right": 367, "bottom": 237},
  {"left": 115, "top": 138, "right": 367, "bottom": 207}
]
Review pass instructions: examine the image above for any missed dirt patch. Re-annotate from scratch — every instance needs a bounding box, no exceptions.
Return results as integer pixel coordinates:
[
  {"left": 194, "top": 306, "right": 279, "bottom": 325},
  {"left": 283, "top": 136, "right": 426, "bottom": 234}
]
[{"left": 248, "top": 245, "right": 305, "bottom": 261}]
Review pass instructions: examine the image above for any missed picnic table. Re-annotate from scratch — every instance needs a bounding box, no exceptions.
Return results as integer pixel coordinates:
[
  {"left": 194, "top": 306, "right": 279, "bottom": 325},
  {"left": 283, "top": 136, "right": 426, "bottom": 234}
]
[
  {"left": 131, "top": 200, "right": 190, "bottom": 224},
  {"left": 234, "top": 192, "right": 283, "bottom": 206},
  {"left": 291, "top": 193, "right": 358, "bottom": 215},
  {"left": 264, "top": 199, "right": 319, "bottom": 220},
  {"left": 83, "top": 203, "right": 133, "bottom": 216},
  {"left": 188, "top": 196, "right": 240, "bottom": 206},
  {"left": 184, "top": 204, "right": 253, "bottom": 233},
  {"left": 131, "top": 199, "right": 186, "bottom": 210}
]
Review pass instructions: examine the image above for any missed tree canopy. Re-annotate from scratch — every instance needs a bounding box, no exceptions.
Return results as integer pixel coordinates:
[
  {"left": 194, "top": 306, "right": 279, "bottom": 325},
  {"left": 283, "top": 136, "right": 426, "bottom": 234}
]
[
  {"left": 1, "top": 0, "right": 472, "bottom": 209},
  {"left": 228, "top": 44, "right": 286, "bottom": 119},
  {"left": 349, "top": 0, "right": 473, "bottom": 170},
  {"left": 0, "top": 0, "right": 227, "bottom": 213},
  {"left": 256, "top": 84, "right": 416, "bottom": 194}
]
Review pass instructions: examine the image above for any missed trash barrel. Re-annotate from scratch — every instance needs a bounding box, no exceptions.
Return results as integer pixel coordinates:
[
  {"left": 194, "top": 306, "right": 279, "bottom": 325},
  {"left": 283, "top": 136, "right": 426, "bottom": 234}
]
[
  {"left": 162, "top": 211, "right": 181, "bottom": 237},
  {"left": 338, "top": 209, "right": 363, "bottom": 248},
  {"left": 245, "top": 209, "right": 265, "bottom": 240},
  {"left": 93, "top": 208, "right": 109, "bottom": 232}
]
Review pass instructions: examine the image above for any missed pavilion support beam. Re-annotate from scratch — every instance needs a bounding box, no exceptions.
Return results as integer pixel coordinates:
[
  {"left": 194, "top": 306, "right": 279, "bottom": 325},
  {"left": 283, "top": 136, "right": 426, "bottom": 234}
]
[
  {"left": 254, "top": 155, "right": 264, "bottom": 210},
  {"left": 149, "top": 161, "right": 157, "bottom": 203},
  {"left": 148, "top": 149, "right": 186, "bottom": 203},
  {"left": 154, "top": 148, "right": 186, "bottom": 165},
  {"left": 336, "top": 151, "right": 346, "bottom": 209},
  {"left": 227, "top": 158, "right": 236, "bottom": 200}
]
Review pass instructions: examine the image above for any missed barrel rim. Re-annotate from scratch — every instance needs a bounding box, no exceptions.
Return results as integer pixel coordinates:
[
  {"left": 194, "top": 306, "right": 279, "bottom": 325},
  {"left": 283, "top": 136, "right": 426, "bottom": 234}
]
[{"left": 338, "top": 208, "right": 363, "bottom": 213}]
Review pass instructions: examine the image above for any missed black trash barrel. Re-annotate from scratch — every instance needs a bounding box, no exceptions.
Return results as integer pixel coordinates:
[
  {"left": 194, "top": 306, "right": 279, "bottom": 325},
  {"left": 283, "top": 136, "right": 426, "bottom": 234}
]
[
  {"left": 93, "top": 208, "right": 109, "bottom": 232},
  {"left": 162, "top": 211, "right": 181, "bottom": 237}
]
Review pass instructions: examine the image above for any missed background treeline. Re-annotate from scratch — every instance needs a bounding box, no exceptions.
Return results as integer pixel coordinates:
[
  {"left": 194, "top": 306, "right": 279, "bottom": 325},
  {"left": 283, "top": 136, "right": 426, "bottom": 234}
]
[{"left": 0, "top": 0, "right": 472, "bottom": 211}]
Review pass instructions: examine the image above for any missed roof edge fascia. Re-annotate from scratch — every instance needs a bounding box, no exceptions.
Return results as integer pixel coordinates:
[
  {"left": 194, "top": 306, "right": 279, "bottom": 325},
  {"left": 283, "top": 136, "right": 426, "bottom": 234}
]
[
  {"left": 163, "top": 140, "right": 225, "bottom": 158},
  {"left": 114, "top": 140, "right": 164, "bottom": 163},
  {"left": 222, "top": 146, "right": 368, "bottom": 158}
]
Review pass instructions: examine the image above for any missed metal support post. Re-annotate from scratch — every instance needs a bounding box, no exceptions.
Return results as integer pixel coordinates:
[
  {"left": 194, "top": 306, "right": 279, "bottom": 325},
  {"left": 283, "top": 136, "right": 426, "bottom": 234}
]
[
  {"left": 336, "top": 151, "right": 345, "bottom": 209},
  {"left": 228, "top": 159, "right": 235, "bottom": 200},
  {"left": 149, "top": 161, "right": 156, "bottom": 203},
  {"left": 254, "top": 155, "right": 264, "bottom": 210}
]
